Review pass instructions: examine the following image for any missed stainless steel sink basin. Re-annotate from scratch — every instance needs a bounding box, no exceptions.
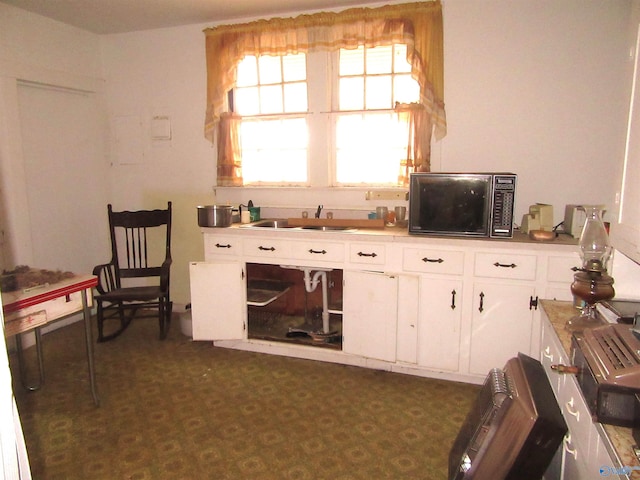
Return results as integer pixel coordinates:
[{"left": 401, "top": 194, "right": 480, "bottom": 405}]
[
  {"left": 300, "top": 226, "right": 357, "bottom": 232},
  {"left": 241, "top": 219, "right": 357, "bottom": 232},
  {"left": 243, "top": 219, "right": 295, "bottom": 229}
]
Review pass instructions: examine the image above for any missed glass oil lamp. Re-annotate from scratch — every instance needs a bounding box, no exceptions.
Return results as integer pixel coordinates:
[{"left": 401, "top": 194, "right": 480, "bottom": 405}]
[{"left": 566, "top": 205, "right": 615, "bottom": 332}]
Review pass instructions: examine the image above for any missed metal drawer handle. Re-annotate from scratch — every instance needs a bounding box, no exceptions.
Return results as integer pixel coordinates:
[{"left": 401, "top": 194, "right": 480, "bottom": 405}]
[
  {"left": 451, "top": 290, "right": 457, "bottom": 310},
  {"left": 357, "top": 252, "right": 377, "bottom": 258},
  {"left": 566, "top": 398, "right": 580, "bottom": 419},
  {"left": 422, "top": 257, "right": 444, "bottom": 263},
  {"left": 309, "top": 249, "right": 327, "bottom": 255},
  {"left": 563, "top": 434, "right": 577, "bottom": 457},
  {"left": 493, "top": 262, "right": 517, "bottom": 268},
  {"left": 478, "top": 292, "right": 485, "bottom": 312},
  {"left": 215, "top": 243, "right": 232, "bottom": 249},
  {"left": 258, "top": 246, "right": 276, "bottom": 251}
]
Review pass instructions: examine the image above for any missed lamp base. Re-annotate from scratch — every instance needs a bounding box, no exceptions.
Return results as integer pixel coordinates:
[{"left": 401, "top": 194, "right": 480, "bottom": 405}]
[{"left": 565, "top": 310, "right": 605, "bottom": 333}]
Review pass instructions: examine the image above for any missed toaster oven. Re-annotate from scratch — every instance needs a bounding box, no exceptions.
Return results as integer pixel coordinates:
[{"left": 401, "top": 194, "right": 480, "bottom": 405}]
[{"left": 571, "top": 324, "right": 640, "bottom": 428}]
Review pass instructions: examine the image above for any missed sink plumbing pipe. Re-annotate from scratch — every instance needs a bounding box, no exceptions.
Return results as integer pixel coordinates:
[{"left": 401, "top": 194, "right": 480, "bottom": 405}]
[{"left": 281, "top": 265, "right": 332, "bottom": 333}]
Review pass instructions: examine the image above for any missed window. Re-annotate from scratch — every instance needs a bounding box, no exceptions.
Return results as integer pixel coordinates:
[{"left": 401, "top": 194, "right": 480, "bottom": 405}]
[
  {"left": 204, "top": 2, "right": 446, "bottom": 187},
  {"left": 234, "top": 54, "right": 309, "bottom": 184},
  {"left": 234, "top": 45, "right": 421, "bottom": 186},
  {"left": 335, "top": 44, "right": 420, "bottom": 185}
]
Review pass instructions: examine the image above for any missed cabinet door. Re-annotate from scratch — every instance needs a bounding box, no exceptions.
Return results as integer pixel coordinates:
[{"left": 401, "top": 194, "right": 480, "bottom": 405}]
[
  {"left": 612, "top": 23, "right": 640, "bottom": 264},
  {"left": 396, "top": 275, "right": 419, "bottom": 364},
  {"left": 342, "top": 270, "right": 397, "bottom": 362},
  {"left": 417, "top": 276, "right": 463, "bottom": 372},
  {"left": 469, "top": 282, "right": 536, "bottom": 375},
  {"left": 189, "top": 262, "right": 245, "bottom": 341}
]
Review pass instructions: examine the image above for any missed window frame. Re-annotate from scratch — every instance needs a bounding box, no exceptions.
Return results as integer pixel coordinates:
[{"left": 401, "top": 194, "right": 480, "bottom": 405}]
[{"left": 233, "top": 47, "right": 419, "bottom": 188}]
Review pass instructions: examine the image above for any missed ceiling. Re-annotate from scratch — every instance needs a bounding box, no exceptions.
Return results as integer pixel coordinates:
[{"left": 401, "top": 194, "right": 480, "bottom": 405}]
[{"left": 0, "top": 0, "right": 375, "bottom": 34}]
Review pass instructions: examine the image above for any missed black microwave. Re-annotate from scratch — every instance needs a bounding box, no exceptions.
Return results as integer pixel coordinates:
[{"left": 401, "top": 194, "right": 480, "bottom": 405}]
[{"left": 408, "top": 172, "right": 517, "bottom": 238}]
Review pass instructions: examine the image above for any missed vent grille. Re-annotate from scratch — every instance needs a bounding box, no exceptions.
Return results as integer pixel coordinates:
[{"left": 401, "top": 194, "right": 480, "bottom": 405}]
[{"left": 592, "top": 328, "right": 639, "bottom": 370}]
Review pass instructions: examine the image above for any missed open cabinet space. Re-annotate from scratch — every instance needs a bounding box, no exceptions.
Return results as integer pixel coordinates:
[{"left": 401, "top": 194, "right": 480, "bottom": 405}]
[{"left": 246, "top": 263, "right": 343, "bottom": 349}]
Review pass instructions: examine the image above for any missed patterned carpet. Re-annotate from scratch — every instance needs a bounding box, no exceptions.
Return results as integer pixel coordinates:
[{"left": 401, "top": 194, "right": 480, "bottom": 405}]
[{"left": 10, "top": 317, "right": 479, "bottom": 480}]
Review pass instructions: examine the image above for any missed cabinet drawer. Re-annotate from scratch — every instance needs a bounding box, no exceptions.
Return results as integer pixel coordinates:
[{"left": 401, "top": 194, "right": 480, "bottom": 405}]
[
  {"left": 349, "top": 243, "right": 386, "bottom": 266},
  {"left": 547, "top": 253, "right": 581, "bottom": 283},
  {"left": 292, "top": 239, "right": 345, "bottom": 263},
  {"left": 243, "top": 237, "right": 291, "bottom": 260},
  {"left": 540, "top": 320, "right": 570, "bottom": 394},
  {"left": 402, "top": 248, "right": 465, "bottom": 275},
  {"left": 474, "top": 252, "right": 537, "bottom": 280},
  {"left": 558, "top": 375, "right": 593, "bottom": 458},
  {"left": 204, "top": 235, "right": 241, "bottom": 258}
]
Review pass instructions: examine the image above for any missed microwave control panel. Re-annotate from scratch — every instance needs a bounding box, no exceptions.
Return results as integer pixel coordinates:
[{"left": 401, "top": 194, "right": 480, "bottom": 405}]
[{"left": 490, "top": 175, "right": 517, "bottom": 238}]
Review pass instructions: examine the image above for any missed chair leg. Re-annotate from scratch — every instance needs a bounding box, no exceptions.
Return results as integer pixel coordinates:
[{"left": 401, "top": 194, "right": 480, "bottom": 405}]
[
  {"left": 97, "top": 303, "right": 134, "bottom": 342},
  {"left": 158, "top": 298, "right": 171, "bottom": 340},
  {"left": 96, "top": 303, "right": 105, "bottom": 342}
]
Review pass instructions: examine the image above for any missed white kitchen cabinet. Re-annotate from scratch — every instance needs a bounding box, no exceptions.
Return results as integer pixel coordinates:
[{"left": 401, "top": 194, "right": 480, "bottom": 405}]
[
  {"left": 611, "top": 23, "right": 640, "bottom": 264},
  {"left": 395, "top": 275, "right": 420, "bottom": 364},
  {"left": 561, "top": 433, "right": 591, "bottom": 480},
  {"left": 400, "top": 245, "right": 465, "bottom": 372},
  {"left": 342, "top": 270, "right": 398, "bottom": 362},
  {"left": 468, "top": 250, "right": 539, "bottom": 375},
  {"left": 189, "top": 261, "right": 246, "bottom": 341},
  {"left": 540, "top": 310, "right": 629, "bottom": 480},
  {"left": 544, "top": 252, "right": 582, "bottom": 302},
  {"left": 204, "top": 234, "right": 242, "bottom": 258},
  {"left": 191, "top": 227, "right": 578, "bottom": 384},
  {"left": 416, "top": 276, "right": 463, "bottom": 372},
  {"left": 468, "top": 281, "right": 537, "bottom": 375}
]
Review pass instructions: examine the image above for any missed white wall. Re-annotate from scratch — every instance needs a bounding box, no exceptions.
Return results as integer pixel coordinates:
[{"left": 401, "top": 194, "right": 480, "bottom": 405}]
[
  {"left": 102, "top": 0, "right": 631, "bottom": 217},
  {"left": 441, "top": 0, "right": 630, "bottom": 221},
  {"left": 1, "top": 0, "right": 638, "bottom": 306},
  {"left": 0, "top": 4, "right": 110, "bottom": 274}
]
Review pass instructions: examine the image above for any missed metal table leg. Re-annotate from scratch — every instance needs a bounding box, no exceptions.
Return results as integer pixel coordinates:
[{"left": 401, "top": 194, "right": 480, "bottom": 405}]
[
  {"left": 82, "top": 290, "right": 100, "bottom": 406},
  {"left": 15, "top": 328, "right": 44, "bottom": 391}
]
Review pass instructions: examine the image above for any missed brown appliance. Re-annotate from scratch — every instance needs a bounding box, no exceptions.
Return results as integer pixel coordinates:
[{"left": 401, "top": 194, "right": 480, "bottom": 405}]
[
  {"left": 571, "top": 323, "right": 640, "bottom": 428},
  {"left": 448, "top": 353, "right": 567, "bottom": 480}
]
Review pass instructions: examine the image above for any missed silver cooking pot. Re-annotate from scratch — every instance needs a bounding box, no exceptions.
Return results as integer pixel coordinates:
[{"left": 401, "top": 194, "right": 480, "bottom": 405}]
[{"left": 197, "top": 205, "right": 233, "bottom": 227}]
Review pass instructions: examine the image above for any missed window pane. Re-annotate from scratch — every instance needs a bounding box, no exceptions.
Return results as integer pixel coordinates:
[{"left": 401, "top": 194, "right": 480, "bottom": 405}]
[
  {"left": 393, "top": 44, "right": 412, "bottom": 73},
  {"left": 339, "top": 46, "right": 364, "bottom": 75},
  {"left": 259, "top": 85, "right": 283, "bottom": 114},
  {"left": 237, "top": 56, "right": 258, "bottom": 86},
  {"left": 366, "top": 45, "right": 393, "bottom": 74},
  {"left": 394, "top": 74, "right": 420, "bottom": 104},
  {"left": 240, "top": 118, "right": 308, "bottom": 184},
  {"left": 283, "top": 82, "right": 308, "bottom": 112},
  {"left": 339, "top": 77, "right": 364, "bottom": 110},
  {"left": 336, "top": 113, "right": 408, "bottom": 185},
  {"left": 282, "top": 54, "right": 307, "bottom": 82},
  {"left": 235, "top": 87, "right": 259, "bottom": 115},
  {"left": 258, "top": 55, "right": 282, "bottom": 84},
  {"left": 366, "top": 75, "right": 392, "bottom": 109}
]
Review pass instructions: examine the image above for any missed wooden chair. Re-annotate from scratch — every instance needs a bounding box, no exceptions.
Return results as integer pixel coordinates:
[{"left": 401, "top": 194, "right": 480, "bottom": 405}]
[{"left": 92, "top": 202, "right": 172, "bottom": 342}]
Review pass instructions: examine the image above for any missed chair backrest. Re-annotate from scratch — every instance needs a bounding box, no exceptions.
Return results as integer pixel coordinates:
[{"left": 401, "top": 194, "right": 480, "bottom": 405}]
[{"left": 107, "top": 202, "right": 172, "bottom": 286}]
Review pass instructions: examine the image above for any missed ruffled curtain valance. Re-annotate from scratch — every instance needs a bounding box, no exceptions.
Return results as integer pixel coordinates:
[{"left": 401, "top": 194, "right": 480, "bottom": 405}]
[{"left": 203, "top": 1, "right": 446, "bottom": 144}]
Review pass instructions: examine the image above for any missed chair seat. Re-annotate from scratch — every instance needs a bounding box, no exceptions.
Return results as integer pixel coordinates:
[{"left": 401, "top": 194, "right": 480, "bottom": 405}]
[{"left": 96, "top": 286, "right": 164, "bottom": 303}]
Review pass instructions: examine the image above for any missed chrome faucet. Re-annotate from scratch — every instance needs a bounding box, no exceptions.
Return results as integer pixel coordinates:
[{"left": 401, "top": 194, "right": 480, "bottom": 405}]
[{"left": 315, "top": 205, "right": 323, "bottom": 218}]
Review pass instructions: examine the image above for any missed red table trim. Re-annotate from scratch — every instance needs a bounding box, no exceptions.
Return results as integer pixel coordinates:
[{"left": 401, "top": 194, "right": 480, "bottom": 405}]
[{"left": 2, "top": 276, "right": 97, "bottom": 313}]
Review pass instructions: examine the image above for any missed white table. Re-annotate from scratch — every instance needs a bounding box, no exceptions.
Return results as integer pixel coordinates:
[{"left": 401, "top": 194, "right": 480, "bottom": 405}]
[{"left": 2, "top": 274, "right": 99, "bottom": 406}]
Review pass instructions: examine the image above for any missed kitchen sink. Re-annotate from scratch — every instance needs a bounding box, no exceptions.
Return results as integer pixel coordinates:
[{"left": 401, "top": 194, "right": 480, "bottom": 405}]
[
  {"left": 241, "top": 219, "right": 357, "bottom": 232},
  {"left": 300, "top": 226, "right": 357, "bottom": 232},
  {"left": 242, "top": 219, "right": 295, "bottom": 229}
]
